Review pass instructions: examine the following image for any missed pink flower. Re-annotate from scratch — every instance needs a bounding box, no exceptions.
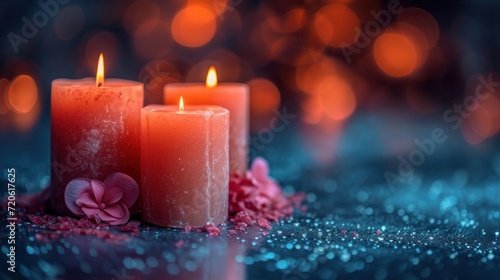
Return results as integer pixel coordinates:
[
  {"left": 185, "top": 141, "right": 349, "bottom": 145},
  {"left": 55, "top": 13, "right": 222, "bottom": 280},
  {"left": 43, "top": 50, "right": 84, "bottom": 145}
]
[
  {"left": 64, "top": 172, "right": 139, "bottom": 225},
  {"left": 247, "top": 157, "right": 282, "bottom": 198},
  {"left": 229, "top": 157, "right": 294, "bottom": 221}
]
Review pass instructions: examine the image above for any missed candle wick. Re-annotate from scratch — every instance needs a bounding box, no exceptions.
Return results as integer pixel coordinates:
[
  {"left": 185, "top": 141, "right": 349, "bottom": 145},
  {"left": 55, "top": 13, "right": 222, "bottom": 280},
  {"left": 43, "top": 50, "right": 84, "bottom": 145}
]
[{"left": 98, "top": 83, "right": 102, "bottom": 88}]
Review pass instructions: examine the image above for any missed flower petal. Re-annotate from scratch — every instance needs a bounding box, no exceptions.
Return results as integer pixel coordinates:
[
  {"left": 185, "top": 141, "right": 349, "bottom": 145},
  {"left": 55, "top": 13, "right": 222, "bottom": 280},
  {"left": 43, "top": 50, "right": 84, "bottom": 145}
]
[
  {"left": 103, "top": 203, "right": 125, "bottom": 218},
  {"left": 91, "top": 180, "right": 106, "bottom": 204},
  {"left": 250, "top": 157, "right": 270, "bottom": 183},
  {"left": 96, "top": 210, "right": 117, "bottom": 222},
  {"left": 75, "top": 192, "right": 98, "bottom": 208},
  {"left": 81, "top": 206, "right": 101, "bottom": 217},
  {"left": 108, "top": 204, "right": 130, "bottom": 225},
  {"left": 64, "top": 179, "right": 93, "bottom": 216},
  {"left": 103, "top": 172, "right": 139, "bottom": 208},
  {"left": 102, "top": 187, "right": 124, "bottom": 205},
  {"left": 90, "top": 214, "right": 102, "bottom": 224}
]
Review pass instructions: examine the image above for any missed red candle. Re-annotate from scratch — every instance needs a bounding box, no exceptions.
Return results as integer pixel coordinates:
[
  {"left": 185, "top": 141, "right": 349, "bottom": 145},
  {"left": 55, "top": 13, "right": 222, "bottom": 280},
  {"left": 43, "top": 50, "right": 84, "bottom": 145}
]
[
  {"left": 141, "top": 99, "right": 229, "bottom": 227},
  {"left": 51, "top": 54, "right": 143, "bottom": 215},
  {"left": 164, "top": 67, "right": 249, "bottom": 175}
]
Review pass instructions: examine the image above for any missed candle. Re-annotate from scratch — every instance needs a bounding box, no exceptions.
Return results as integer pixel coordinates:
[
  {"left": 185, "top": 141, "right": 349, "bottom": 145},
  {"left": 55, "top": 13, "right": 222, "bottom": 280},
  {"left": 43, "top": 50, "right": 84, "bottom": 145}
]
[
  {"left": 141, "top": 99, "right": 229, "bottom": 227},
  {"left": 164, "top": 67, "right": 249, "bottom": 175},
  {"left": 51, "top": 54, "right": 143, "bottom": 215}
]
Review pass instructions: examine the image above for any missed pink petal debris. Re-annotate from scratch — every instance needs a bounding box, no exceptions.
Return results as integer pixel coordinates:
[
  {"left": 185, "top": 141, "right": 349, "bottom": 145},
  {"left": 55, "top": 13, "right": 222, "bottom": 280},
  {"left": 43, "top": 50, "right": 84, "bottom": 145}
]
[
  {"left": 183, "top": 157, "right": 305, "bottom": 236},
  {"left": 202, "top": 223, "right": 221, "bottom": 237},
  {"left": 228, "top": 157, "right": 305, "bottom": 232},
  {"left": 24, "top": 213, "right": 140, "bottom": 242}
]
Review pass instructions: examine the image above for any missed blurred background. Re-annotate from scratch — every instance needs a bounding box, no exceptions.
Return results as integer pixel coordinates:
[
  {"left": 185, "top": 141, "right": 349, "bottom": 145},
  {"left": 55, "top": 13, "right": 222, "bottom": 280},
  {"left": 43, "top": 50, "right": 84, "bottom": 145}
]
[
  {"left": 1, "top": 0, "right": 500, "bottom": 192},
  {"left": 4, "top": 2, "right": 500, "bottom": 279}
]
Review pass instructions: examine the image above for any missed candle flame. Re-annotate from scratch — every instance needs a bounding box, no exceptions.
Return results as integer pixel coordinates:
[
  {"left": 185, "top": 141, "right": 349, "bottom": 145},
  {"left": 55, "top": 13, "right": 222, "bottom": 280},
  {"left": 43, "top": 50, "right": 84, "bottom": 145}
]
[
  {"left": 96, "top": 53, "right": 105, "bottom": 87},
  {"left": 206, "top": 66, "right": 217, "bottom": 88},
  {"left": 179, "top": 96, "right": 184, "bottom": 111}
]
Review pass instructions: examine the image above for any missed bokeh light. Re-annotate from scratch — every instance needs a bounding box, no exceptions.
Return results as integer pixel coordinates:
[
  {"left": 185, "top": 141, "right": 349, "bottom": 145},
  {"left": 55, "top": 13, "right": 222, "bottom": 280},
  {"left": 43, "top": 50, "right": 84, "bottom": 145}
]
[
  {"left": 188, "top": 0, "right": 229, "bottom": 17},
  {"left": 315, "top": 76, "right": 356, "bottom": 121},
  {"left": 281, "top": 8, "right": 307, "bottom": 33},
  {"left": 461, "top": 72, "right": 500, "bottom": 143},
  {"left": 301, "top": 95, "right": 323, "bottom": 124},
  {"left": 0, "top": 78, "right": 10, "bottom": 115},
  {"left": 397, "top": 7, "right": 440, "bottom": 51},
  {"left": 387, "top": 22, "right": 430, "bottom": 53},
  {"left": 295, "top": 55, "right": 349, "bottom": 93},
  {"left": 171, "top": 5, "right": 216, "bottom": 48},
  {"left": 7, "top": 75, "right": 38, "bottom": 114},
  {"left": 313, "top": 4, "right": 360, "bottom": 48},
  {"left": 248, "top": 78, "right": 281, "bottom": 132},
  {"left": 373, "top": 32, "right": 419, "bottom": 77},
  {"left": 13, "top": 99, "right": 41, "bottom": 133}
]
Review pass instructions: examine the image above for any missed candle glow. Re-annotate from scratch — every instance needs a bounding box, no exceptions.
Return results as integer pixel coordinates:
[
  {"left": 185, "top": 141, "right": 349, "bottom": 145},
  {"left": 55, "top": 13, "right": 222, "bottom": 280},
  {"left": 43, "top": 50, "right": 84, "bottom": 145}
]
[
  {"left": 206, "top": 66, "right": 217, "bottom": 88},
  {"left": 96, "top": 53, "right": 105, "bottom": 87},
  {"left": 179, "top": 96, "right": 184, "bottom": 111}
]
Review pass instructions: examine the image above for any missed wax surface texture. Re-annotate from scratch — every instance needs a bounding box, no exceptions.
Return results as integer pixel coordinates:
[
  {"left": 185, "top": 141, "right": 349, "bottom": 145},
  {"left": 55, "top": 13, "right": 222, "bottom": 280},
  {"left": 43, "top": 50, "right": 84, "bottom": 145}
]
[
  {"left": 141, "top": 105, "right": 229, "bottom": 227},
  {"left": 51, "top": 78, "right": 143, "bottom": 215}
]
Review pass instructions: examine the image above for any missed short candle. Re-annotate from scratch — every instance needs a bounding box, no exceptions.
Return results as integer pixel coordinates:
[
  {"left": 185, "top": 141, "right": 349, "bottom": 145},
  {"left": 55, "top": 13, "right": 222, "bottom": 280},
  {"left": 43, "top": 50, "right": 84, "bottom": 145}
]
[{"left": 141, "top": 99, "right": 229, "bottom": 228}]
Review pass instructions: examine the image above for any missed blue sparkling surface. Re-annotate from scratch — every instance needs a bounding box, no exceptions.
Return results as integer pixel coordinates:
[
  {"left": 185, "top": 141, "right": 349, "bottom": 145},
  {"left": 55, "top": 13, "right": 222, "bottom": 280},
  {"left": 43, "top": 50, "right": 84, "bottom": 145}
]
[{"left": 1, "top": 118, "right": 500, "bottom": 280}]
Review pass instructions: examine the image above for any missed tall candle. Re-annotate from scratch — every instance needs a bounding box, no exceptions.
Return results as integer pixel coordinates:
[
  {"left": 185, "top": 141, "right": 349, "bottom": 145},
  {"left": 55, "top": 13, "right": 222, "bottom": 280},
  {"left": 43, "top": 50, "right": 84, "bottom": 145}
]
[
  {"left": 141, "top": 100, "right": 229, "bottom": 228},
  {"left": 164, "top": 67, "right": 249, "bottom": 175},
  {"left": 51, "top": 54, "right": 143, "bottom": 215}
]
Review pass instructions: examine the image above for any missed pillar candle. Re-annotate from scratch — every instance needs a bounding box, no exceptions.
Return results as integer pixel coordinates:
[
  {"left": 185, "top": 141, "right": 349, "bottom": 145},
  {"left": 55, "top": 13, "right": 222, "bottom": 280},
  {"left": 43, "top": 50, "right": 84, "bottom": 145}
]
[
  {"left": 51, "top": 55, "right": 143, "bottom": 215},
  {"left": 141, "top": 102, "right": 229, "bottom": 227},
  {"left": 164, "top": 67, "right": 248, "bottom": 175}
]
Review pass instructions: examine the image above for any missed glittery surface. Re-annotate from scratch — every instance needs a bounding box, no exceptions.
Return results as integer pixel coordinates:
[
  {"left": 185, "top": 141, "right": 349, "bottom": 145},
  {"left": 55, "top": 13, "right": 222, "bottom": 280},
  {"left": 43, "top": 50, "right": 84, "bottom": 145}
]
[{"left": 1, "top": 117, "right": 500, "bottom": 280}]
